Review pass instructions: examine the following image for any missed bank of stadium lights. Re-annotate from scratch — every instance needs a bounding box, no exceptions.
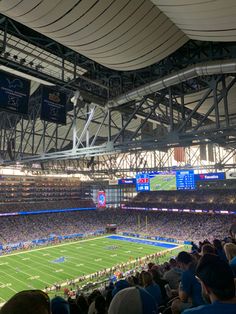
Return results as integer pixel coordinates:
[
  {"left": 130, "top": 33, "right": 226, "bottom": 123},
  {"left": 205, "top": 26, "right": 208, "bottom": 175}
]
[
  {"left": 3, "top": 52, "right": 44, "bottom": 71},
  {"left": 1, "top": 51, "right": 55, "bottom": 86}
]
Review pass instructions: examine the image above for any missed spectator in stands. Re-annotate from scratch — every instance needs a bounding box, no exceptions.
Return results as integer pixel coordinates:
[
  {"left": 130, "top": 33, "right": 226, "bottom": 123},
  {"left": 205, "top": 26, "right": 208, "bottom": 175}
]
[
  {"left": 51, "top": 296, "right": 70, "bottom": 314},
  {"left": 111, "top": 279, "right": 129, "bottom": 297},
  {"left": 95, "top": 295, "right": 107, "bottom": 314},
  {"left": 171, "top": 252, "right": 204, "bottom": 314},
  {"left": 140, "top": 271, "right": 162, "bottom": 306},
  {"left": 147, "top": 262, "right": 155, "bottom": 270},
  {"left": 88, "top": 289, "right": 103, "bottom": 312},
  {"left": 108, "top": 286, "right": 158, "bottom": 314},
  {"left": 67, "top": 298, "right": 81, "bottom": 314},
  {"left": 163, "top": 258, "right": 181, "bottom": 290},
  {"left": 224, "top": 243, "right": 236, "bottom": 276},
  {"left": 183, "top": 254, "right": 236, "bottom": 313},
  {"left": 0, "top": 290, "right": 50, "bottom": 314},
  {"left": 200, "top": 244, "right": 215, "bottom": 256},
  {"left": 76, "top": 294, "right": 89, "bottom": 314},
  {"left": 127, "top": 275, "right": 139, "bottom": 286},
  {"left": 191, "top": 242, "right": 199, "bottom": 254},
  {"left": 229, "top": 223, "right": 236, "bottom": 243},
  {"left": 149, "top": 268, "right": 168, "bottom": 302},
  {"left": 212, "top": 239, "right": 227, "bottom": 262}
]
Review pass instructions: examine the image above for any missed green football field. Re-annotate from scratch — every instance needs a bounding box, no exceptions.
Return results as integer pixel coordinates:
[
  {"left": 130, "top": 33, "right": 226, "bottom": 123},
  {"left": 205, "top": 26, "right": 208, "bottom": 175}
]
[
  {"left": 150, "top": 174, "right": 176, "bottom": 191},
  {"left": 0, "top": 236, "right": 181, "bottom": 303}
]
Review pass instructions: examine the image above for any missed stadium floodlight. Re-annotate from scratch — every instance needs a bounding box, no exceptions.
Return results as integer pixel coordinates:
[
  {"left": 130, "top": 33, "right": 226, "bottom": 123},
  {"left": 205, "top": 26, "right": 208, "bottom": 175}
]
[{"left": 0, "top": 65, "right": 55, "bottom": 86}]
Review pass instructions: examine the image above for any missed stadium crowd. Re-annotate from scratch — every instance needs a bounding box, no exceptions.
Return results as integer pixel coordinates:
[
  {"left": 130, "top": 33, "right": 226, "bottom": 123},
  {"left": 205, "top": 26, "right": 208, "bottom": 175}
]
[
  {"left": 0, "top": 199, "right": 95, "bottom": 213},
  {"left": 1, "top": 224, "right": 236, "bottom": 314},
  {"left": 0, "top": 209, "right": 234, "bottom": 245},
  {"left": 1, "top": 195, "right": 236, "bottom": 313},
  {"left": 128, "top": 189, "right": 236, "bottom": 211}
]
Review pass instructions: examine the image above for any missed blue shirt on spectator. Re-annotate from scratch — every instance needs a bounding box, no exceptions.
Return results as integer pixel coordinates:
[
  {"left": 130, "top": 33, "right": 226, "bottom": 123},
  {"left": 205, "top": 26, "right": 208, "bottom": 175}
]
[
  {"left": 230, "top": 256, "right": 236, "bottom": 277},
  {"left": 181, "top": 268, "right": 204, "bottom": 306},
  {"left": 183, "top": 300, "right": 236, "bottom": 313},
  {"left": 215, "top": 248, "right": 227, "bottom": 262},
  {"left": 145, "top": 283, "right": 162, "bottom": 305}
]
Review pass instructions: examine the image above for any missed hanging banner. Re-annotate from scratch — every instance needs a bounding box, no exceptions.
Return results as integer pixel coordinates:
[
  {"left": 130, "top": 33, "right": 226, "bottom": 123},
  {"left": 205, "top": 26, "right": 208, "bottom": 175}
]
[
  {"left": 200, "top": 144, "right": 207, "bottom": 161},
  {"left": 0, "top": 70, "right": 30, "bottom": 114},
  {"left": 40, "top": 87, "right": 67, "bottom": 125},
  {"left": 97, "top": 191, "right": 106, "bottom": 208},
  {"left": 174, "top": 147, "right": 185, "bottom": 162},
  {"left": 208, "top": 144, "right": 214, "bottom": 162}
]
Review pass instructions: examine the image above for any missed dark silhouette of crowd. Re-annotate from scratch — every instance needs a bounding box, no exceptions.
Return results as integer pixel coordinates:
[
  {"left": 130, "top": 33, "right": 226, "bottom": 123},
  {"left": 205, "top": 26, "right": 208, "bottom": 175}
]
[{"left": 0, "top": 199, "right": 95, "bottom": 213}]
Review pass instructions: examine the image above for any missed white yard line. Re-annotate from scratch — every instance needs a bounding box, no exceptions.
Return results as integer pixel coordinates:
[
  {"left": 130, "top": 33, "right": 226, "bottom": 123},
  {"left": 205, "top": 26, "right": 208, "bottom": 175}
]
[
  {"left": 6, "top": 255, "right": 65, "bottom": 282},
  {"left": 0, "top": 294, "right": 6, "bottom": 302},
  {"left": 0, "top": 270, "right": 26, "bottom": 293},
  {"left": 0, "top": 260, "right": 52, "bottom": 287}
]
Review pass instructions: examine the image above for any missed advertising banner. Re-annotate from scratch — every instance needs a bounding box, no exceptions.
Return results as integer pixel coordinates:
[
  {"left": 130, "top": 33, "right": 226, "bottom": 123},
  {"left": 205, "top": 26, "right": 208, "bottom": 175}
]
[
  {"left": 118, "top": 178, "right": 136, "bottom": 185},
  {"left": 195, "top": 172, "right": 225, "bottom": 181}
]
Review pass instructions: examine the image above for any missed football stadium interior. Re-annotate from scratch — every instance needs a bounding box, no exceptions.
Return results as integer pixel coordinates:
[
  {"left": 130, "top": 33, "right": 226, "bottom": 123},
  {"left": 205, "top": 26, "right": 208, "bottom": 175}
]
[{"left": 0, "top": 1, "right": 236, "bottom": 313}]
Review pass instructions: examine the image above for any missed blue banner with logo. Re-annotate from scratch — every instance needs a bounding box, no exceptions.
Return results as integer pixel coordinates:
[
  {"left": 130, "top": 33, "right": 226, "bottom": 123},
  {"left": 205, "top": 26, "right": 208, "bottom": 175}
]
[
  {"left": 118, "top": 178, "right": 136, "bottom": 185},
  {"left": 0, "top": 70, "right": 30, "bottom": 114},
  {"left": 195, "top": 172, "right": 225, "bottom": 181},
  {"left": 40, "top": 87, "right": 67, "bottom": 125}
]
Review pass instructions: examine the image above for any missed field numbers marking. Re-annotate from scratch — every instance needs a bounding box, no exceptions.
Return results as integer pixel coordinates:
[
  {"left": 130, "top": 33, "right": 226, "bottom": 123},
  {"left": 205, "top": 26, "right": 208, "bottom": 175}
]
[{"left": 28, "top": 276, "right": 40, "bottom": 280}]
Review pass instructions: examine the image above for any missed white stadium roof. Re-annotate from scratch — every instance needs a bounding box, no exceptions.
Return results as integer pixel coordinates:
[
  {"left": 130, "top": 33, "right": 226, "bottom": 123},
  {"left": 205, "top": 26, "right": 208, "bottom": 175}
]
[{"left": 0, "top": 0, "right": 236, "bottom": 71}]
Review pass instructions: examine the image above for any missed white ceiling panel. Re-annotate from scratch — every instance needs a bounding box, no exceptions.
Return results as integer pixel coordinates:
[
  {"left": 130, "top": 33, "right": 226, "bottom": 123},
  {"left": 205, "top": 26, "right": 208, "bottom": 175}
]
[
  {"left": 0, "top": 1, "right": 236, "bottom": 69},
  {"left": 0, "top": 0, "right": 187, "bottom": 70}
]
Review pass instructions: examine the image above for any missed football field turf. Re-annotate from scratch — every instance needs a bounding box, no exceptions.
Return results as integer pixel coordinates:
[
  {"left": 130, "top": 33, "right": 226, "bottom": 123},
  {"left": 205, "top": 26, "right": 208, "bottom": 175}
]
[{"left": 0, "top": 236, "right": 181, "bottom": 303}]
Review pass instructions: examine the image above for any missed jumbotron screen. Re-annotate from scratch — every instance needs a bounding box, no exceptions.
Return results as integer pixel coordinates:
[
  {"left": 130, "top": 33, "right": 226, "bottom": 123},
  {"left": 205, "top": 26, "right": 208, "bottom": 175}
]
[
  {"left": 136, "top": 171, "right": 176, "bottom": 191},
  {"left": 136, "top": 171, "right": 226, "bottom": 192}
]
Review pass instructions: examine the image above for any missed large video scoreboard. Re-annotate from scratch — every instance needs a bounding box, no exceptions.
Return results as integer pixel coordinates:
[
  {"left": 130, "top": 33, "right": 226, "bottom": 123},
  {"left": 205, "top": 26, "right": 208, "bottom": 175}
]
[{"left": 135, "top": 171, "right": 226, "bottom": 192}]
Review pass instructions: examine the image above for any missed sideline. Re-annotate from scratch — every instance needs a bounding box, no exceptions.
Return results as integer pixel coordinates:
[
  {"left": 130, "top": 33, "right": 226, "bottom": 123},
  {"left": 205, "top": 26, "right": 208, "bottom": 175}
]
[{"left": 0, "top": 236, "right": 107, "bottom": 258}]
